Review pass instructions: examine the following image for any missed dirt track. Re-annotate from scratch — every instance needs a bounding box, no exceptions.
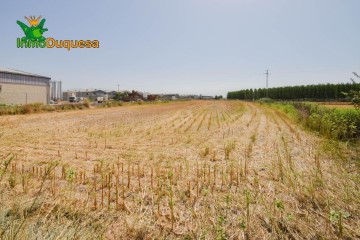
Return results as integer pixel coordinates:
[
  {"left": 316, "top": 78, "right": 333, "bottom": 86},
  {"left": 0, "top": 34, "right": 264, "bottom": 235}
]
[{"left": 0, "top": 100, "right": 359, "bottom": 239}]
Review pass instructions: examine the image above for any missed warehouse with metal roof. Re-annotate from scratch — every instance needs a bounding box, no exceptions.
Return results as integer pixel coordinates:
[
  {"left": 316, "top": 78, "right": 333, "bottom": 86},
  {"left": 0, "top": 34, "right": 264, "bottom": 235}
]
[{"left": 0, "top": 68, "right": 51, "bottom": 105}]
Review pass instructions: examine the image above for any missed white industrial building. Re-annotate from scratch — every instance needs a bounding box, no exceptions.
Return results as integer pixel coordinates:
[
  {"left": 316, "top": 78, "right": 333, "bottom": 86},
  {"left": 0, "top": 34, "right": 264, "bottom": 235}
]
[{"left": 0, "top": 68, "right": 51, "bottom": 105}]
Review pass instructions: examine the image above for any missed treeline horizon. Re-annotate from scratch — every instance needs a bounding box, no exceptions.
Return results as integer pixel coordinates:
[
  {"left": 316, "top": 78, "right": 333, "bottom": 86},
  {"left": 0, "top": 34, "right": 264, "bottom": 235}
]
[{"left": 227, "top": 82, "right": 360, "bottom": 100}]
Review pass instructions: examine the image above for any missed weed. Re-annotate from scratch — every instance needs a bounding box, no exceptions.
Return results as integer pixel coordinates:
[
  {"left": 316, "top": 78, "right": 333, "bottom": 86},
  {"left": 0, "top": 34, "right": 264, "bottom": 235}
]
[{"left": 215, "top": 216, "right": 227, "bottom": 240}]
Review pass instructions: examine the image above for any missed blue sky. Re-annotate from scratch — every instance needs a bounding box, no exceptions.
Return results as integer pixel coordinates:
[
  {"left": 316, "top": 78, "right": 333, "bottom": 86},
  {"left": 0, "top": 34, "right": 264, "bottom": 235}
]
[{"left": 1, "top": 0, "right": 359, "bottom": 96}]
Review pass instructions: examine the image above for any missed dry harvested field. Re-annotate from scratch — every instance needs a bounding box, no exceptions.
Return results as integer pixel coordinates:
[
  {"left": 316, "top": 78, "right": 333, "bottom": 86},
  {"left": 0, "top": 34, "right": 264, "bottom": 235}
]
[
  {"left": 0, "top": 100, "right": 359, "bottom": 239},
  {"left": 322, "top": 104, "right": 355, "bottom": 109}
]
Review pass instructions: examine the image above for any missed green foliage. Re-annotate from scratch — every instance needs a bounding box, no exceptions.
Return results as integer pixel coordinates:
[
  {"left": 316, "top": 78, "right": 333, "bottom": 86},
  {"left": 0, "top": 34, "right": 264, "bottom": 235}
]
[
  {"left": 343, "top": 72, "right": 360, "bottom": 111},
  {"left": 239, "top": 220, "right": 246, "bottom": 230},
  {"left": 275, "top": 199, "right": 284, "bottom": 210},
  {"left": 113, "top": 91, "right": 129, "bottom": 101},
  {"left": 227, "top": 82, "right": 360, "bottom": 100},
  {"left": 257, "top": 98, "right": 273, "bottom": 103},
  {"left": 215, "top": 216, "right": 227, "bottom": 240},
  {"left": 225, "top": 194, "right": 232, "bottom": 208},
  {"left": 268, "top": 102, "right": 301, "bottom": 121},
  {"left": 66, "top": 169, "right": 75, "bottom": 183},
  {"left": 271, "top": 102, "right": 360, "bottom": 140},
  {"left": 329, "top": 210, "right": 350, "bottom": 224}
]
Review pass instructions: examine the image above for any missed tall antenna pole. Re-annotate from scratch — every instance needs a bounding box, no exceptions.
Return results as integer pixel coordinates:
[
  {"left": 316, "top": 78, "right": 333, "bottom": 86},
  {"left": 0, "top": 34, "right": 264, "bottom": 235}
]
[
  {"left": 117, "top": 84, "right": 120, "bottom": 92},
  {"left": 265, "top": 69, "right": 269, "bottom": 97}
]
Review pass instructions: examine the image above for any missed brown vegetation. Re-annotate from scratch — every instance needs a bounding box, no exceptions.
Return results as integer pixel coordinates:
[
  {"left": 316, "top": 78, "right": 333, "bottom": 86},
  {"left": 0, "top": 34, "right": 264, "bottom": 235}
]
[{"left": 0, "top": 101, "right": 359, "bottom": 239}]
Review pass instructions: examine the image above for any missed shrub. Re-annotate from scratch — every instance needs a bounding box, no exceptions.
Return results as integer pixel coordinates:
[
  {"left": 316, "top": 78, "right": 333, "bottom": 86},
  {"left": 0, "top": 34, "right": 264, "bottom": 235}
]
[
  {"left": 23, "top": 105, "right": 33, "bottom": 114},
  {"left": 271, "top": 102, "right": 360, "bottom": 141},
  {"left": 257, "top": 98, "right": 273, "bottom": 103},
  {"left": 83, "top": 99, "right": 91, "bottom": 108}
]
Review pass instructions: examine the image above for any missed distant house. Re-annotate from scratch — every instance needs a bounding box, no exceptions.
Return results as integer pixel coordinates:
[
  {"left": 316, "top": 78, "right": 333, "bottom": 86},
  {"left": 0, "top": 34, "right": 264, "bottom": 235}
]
[
  {"left": 63, "top": 91, "right": 77, "bottom": 101},
  {"left": 161, "top": 94, "right": 179, "bottom": 100},
  {"left": 63, "top": 89, "right": 114, "bottom": 102},
  {"left": 200, "top": 95, "right": 214, "bottom": 100},
  {"left": 107, "top": 91, "right": 117, "bottom": 99},
  {"left": 123, "top": 90, "right": 145, "bottom": 102},
  {"left": 91, "top": 90, "right": 107, "bottom": 100},
  {"left": 147, "top": 94, "right": 159, "bottom": 101},
  {"left": 179, "top": 95, "right": 200, "bottom": 99}
]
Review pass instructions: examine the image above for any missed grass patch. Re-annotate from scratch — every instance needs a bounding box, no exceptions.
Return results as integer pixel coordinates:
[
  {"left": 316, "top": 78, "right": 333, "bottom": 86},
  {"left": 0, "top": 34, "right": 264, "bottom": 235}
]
[
  {"left": 0, "top": 103, "right": 90, "bottom": 116},
  {"left": 265, "top": 101, "right": 360, "bottom": 141}
]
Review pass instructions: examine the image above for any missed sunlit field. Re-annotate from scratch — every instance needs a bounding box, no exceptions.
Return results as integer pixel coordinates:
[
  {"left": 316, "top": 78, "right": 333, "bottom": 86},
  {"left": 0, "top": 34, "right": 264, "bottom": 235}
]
[
  {"left": 319, "top": 102, "right": 355, "bottom": 109},
  {"left": 0, "top": 100, "right": 359, "bottom": 239}
]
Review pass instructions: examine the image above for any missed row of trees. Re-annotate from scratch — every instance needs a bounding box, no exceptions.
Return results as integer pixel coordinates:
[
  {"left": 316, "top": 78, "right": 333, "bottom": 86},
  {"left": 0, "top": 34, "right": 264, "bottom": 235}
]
[{"left": 227, "top": 82, "right": 360, "bottom": 101}]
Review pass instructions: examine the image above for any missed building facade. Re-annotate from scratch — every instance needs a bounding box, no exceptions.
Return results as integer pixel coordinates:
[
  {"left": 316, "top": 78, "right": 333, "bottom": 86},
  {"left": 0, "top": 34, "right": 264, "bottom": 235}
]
[
  {"left": 160, "top": 94, "right": 179, "bottom": 100},
  {"left": 0, "top": 68, "right": 51, "bottom": 105},
  {"left": 63, "top": 89, "right": 116, "bottom": 102},
  {"left": 50, "top": 80, "right": 62, "bottom": 101}
]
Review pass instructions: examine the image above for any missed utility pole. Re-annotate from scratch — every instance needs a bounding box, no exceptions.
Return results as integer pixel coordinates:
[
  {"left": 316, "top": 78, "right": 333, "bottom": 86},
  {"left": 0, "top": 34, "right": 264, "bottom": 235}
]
[
  {"left": 117, "top": 84, "right": 120, "bottom": 92},
  {"left": 265, "top": 69, "right": 269, "bottom": 97}
]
